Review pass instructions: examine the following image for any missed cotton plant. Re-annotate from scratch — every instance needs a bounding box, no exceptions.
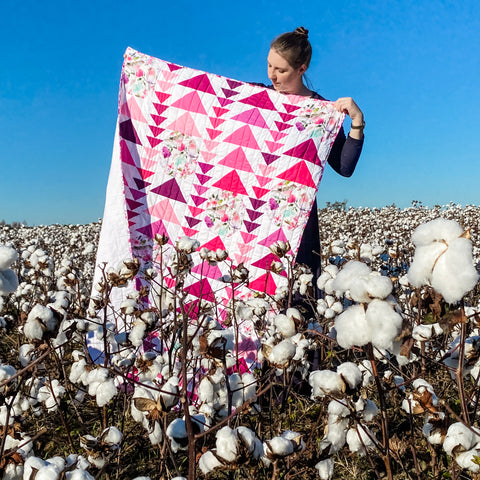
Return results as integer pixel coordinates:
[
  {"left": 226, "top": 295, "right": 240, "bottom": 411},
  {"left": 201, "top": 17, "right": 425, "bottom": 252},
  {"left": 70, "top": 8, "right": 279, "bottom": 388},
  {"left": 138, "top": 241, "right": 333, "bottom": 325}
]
[
  {"left": 408, "top": 218, "right": 479, "bottom": 303},
  {"left": 79, "top": 426, "right": 123, "bottom": 469}
]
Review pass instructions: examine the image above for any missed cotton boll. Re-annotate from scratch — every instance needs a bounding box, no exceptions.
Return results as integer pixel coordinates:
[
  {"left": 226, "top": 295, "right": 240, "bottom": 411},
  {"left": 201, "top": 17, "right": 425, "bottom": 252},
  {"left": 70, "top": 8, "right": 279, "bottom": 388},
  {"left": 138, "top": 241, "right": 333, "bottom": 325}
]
[
  {"left": 315, "top": 458, "right": 334, "bottom": 480},
  {"left": 454, "top": 448, "right": 480, "bottom": 472},
  {"left": 264, "top": 436, "right": 294, "bottom": 458},
  {"left": 336, "top": 362, "right": 362, "bottom": 390},
  {"left": 334, "top": 305, "right": 370, "bottom": 349},
  {"left": 412, "top": 324, "right": 435, "bottom": 341},
  {"left": 412, "top": 218, "right": 464, "bottom": 246},
  {"left": 327, "top": 399, "right": 350, "bottom": 418},
  {"left": 431, "top": 237, "right": 479, "bottom": 303},
  {"left": 325, "top": 416, "right": 348, "bottom": 452},
  {"left": 166, "top": 418, "right": 188, "bottom": 452},
  {"left": 148, "top": 421, "right": 163, "bottom": 445},
  {"left": 357, "top": 398, "right": 379, "bottom": 421},
  {"left": 199, "top": 450, "right": 223, "bottom": 474},
  {"left": 236, "top": 426, "right": 263, "bottom": 459},
  {"left": 443, "top": 422, "right": 479, "bottom": 456},
  {"left": 274, "top": 313, "right": 296, "bottom": 338},
  {"left": 331, "top": 261, "right": 371, "bottom": 297},
  {"left": 365, "top": 299, "right": 403, "bottom": 350},
  {"left": 216, "top": 426, "right": 238, "bottom": 462},
  {"left": 269, "top": 339, "right": 296, "bottom": 367},
  {"left": 407, "top": 243, "right": 446, "bottom": 287},
  {"left": 129, "top": 320, "right": 147, "bottom": 347},
  {"left": 0, "top": 246, "right": 18, "bottom": 270},
  {"left": 346, "top": 425, "right": 376, "bottom": 455},
  {"left": 309, "top": 370, "right": 345, "bottom": 398},
  {"left": 101, "top": 426, "right": 123, "bottom": 446}
]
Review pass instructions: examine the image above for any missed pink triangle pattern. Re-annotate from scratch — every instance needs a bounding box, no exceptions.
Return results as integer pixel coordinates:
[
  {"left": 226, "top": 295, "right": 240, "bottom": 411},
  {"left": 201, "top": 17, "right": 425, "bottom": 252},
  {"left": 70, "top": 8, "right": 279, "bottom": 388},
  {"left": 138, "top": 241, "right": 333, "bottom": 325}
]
[{"left": 95, "top": 47, "right": 346, "bottom": 364}]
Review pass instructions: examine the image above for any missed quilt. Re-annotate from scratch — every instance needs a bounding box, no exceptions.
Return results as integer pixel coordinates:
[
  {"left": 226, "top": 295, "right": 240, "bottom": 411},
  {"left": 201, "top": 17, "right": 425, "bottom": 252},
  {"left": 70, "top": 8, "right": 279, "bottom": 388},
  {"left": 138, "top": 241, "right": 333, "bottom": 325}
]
[{"left": 92, "top": 47, "right": 344, "bottom": 362}]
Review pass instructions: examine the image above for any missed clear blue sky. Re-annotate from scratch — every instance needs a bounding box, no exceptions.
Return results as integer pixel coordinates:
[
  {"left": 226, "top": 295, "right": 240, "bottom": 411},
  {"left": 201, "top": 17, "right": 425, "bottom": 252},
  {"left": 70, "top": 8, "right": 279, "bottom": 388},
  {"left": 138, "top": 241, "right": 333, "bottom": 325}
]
[{"left": 1, "top": 0, "right": 479, "bottom": 225}]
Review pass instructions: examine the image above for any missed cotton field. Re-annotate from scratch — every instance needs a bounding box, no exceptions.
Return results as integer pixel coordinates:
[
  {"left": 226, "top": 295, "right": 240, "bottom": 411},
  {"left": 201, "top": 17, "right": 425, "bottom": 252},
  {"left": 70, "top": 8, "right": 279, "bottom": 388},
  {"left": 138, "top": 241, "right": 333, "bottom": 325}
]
[{"left": 2, "top": 203, "right": 480, "bottom": 480}]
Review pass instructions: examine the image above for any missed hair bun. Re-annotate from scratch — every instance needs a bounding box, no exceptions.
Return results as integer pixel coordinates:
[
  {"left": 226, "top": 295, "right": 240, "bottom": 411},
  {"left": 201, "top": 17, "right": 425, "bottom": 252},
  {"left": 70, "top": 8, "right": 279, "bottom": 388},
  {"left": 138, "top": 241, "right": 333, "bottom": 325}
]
[{"left": 294, "top": 26, "right": 309, "bottom": 37}]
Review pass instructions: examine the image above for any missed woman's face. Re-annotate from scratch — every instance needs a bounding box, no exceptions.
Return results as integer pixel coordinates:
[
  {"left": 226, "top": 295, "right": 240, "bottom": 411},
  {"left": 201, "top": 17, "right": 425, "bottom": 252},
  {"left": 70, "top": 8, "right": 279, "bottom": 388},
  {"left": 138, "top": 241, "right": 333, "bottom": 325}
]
[{"left": 267, "top": 48, "right": 306, "bottom": 94}]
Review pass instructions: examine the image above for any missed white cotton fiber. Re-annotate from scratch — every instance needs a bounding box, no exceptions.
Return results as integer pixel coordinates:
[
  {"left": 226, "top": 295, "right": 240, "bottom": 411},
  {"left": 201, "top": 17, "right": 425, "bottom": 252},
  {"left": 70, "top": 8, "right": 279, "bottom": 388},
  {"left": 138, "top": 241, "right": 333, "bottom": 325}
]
[
  {"left": 365, "top": 299, "right": 403, "bottom": 350},
  {"left": 327, "top": 399, "right": 350, "bottom": 417},
  {"left": 325, "top": 416, "right": 348, "bottom": 452},
  {"left": 265, "top": 437, "right": 294, "bottom": 457},
  {"left": 309, "top": 370, "right": 345, "bottom": 398},
  {"left": 216, "top": 426, "right": 238, "bottom": 462},
  {"left": 269, "top": 339, "right": 296, "bottom": 366},
  {"left": 455, "top": 448, "right": 480, "bottom": 472},
  {"left": 430, "top": 237, "right": 478, "bottom": 303},
  {"left": 331, "top": 261, "right": 372, "bottom": 296},
  {"left": 0, "top": 246, "right": 18, "bottom": 270},
  {"left": 408, "top": 219, "right": 479, "bottom": 303},
  {"left": 237, "top": 426, "right": 263, "bottom": 459},
  {"left": 95, "top": 378, "right": 117, "bottom": 407},
  {"left": 412, "top": 218, "right": 463, "bottom": 245},
  {"left": 346, "top": 425, "right": 376, "bottom": 455},
  {"left": 443, "top": 422, "right": 479, "bottom": 456},
  {"left": 199, "top": 450, "right": 223, "bottom": 474},
  {"left": 315, "top": 458, "right": 334, "bottom": 480},
  {"left": 334, "top": 305, "right": 370, "bottom": 349},
  {"left": 274, "top": 313, "right": 296, "bottom": 337},
  {"left": 336, "top": 362, "right": 363, "bottom": 390}
]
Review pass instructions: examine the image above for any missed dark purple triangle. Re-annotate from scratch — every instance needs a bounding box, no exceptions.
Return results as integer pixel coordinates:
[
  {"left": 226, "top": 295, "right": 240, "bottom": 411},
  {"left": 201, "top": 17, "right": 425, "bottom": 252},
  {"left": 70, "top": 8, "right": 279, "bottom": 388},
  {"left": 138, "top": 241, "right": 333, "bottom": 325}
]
[
  {"left": 150, "top": 178, "right": 186, "bottom": 203},
  {"left": 127, "top": 209, "right": 140, "bottom": 220},
  {"left": 132, "top": 177, "right": 151, "bottom": 190},
  {"left": 119, "top": 119, "right": 141, "bottom": 144},
  {"left": 227, "top": 79, "right": 243, "bottom": 89},
  {"left": 129, "top": 188, "right": 147, "bottom": 200},
  {"left": 250, "top": 198, "right": 266, "bottom": 210},
  {"left": 185, "top": 216, "right": 202, "bottom": 228},
  {"left": 222, "top": 88, "right": 239, "bottom": 98},
  {"left": 262, "top": 152, "right": 280, "bottom": 165},
  {"left": 246, "top": 209, "right": 264, "bottom": 221},
  {"left": 126, "top": 198, "right": 144, "bottom": 211},
  {"left": 244, "top": 220, "right": 260, "bottom": 233}
]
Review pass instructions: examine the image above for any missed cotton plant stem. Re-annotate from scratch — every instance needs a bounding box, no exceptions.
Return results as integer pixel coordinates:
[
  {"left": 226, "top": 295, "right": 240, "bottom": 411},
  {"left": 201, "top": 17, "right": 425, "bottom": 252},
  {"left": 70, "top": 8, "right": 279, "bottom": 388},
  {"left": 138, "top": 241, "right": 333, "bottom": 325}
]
[
  {"left": 366, "top": 343, "right": 393, "bottom": 480},
  {"left": 454, "top": 304, "right": 469, "bottom": 424}
]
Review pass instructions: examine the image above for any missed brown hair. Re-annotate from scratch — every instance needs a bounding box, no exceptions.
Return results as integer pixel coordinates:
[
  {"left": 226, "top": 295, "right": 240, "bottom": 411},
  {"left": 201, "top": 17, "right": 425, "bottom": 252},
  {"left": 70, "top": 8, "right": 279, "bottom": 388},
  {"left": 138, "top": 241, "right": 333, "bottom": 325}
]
[{"left": 270, "top": 27, "right": 312, "bottom": 70}]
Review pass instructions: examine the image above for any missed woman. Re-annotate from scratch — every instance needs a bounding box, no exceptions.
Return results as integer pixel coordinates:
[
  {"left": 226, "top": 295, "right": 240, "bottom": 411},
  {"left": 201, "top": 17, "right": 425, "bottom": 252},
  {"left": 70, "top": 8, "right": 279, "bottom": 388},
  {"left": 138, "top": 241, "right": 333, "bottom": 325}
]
[{"left": 263, "top": 27, "right": 364, "bottom": 291}]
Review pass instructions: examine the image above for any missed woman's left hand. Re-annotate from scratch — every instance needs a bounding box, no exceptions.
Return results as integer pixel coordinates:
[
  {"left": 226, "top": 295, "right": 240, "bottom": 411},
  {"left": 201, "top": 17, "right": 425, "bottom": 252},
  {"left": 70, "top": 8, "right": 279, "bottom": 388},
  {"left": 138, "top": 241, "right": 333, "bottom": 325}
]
[{"left": 334, "top": 97, "right": 364, "bottom": 138}]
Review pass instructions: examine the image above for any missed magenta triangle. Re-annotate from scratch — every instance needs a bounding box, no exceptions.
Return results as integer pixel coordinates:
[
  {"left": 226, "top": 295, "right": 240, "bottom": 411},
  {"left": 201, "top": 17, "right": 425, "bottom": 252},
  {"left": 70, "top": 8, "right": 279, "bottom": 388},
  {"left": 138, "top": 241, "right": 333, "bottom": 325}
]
[
  {"left": 120, "top": 140, "right": 137, "bottom": 166},
  {"left": 231, "top": 108, "right": 268, "bottom": 129},
  {"left": 191, "top": 195, "right": 207, "bottom": 206},
  {"left": 251, "top": 253, "right": 283, "bottom": 271},
  {"left": 151, "top": 114, "right": 167, "bottom": 125},
  {"left": 171, "top": 90, "right": 207, "bottom": 115},
  {"left": 149, "top": 125, "right": 164, "bottom": 137},
  {"left": 155, "top": 91, "right": 171, "bottom": 103},
  {"left": 283, "top": 139, "right": 321, "bottom": 165},
  {"left": 150, "top": 178, "right": 187, "bottom": 203},
  {"left": 137, "top": 219, "right": 168, "bottom": 238},
  {"left": 196, "top": 173, "right": 212, "bottom": 185},
  {"left": 212, "top": 170, "right": 248, "bottom": 195},
  {"left": 277, "top": 161, "right": 316, "bottom": 187},
  {"left": 153, "top": 103, "right": 169, "bottom": 115},
  {"left": 198, "top": 162, "right": 215, "bottom": 174},
  {"left": 167, "top": 62, "right": 182, "bottom": 72},
  {"left": 218, "top": 97, "right": 234, "bottom": 107},
  {"left": 179, "top": 73, "right": 216, "bottom": 94},
  {"left": 275, "top": 121, "right": 292, "bottom": 131},
  {"left": 240, "top": 90, "right": 276, "bottom": 110},
  {"left": 258, "top": 228, "right": 289, "bottom": 248},
  {"left": 278, "top": 112, "right": 297, "bottom": 122},
  {"left": 283, "top": 104, "right": 300, "bottom": 113},
  {"left": 184, "top": 278, "right": 215, "bottom": 302}
]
